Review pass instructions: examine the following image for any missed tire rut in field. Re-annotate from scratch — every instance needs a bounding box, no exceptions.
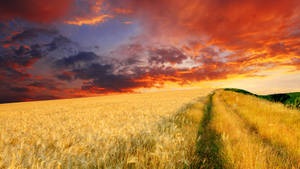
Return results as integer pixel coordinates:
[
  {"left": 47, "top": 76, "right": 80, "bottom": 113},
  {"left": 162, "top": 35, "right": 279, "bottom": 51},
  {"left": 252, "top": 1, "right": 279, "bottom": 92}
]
[
  {"left": 221, "top": 97, "right": 300, "bottom": 168},
  {"left": 190, "top": 93, "right": 228, "bottom": 169}
]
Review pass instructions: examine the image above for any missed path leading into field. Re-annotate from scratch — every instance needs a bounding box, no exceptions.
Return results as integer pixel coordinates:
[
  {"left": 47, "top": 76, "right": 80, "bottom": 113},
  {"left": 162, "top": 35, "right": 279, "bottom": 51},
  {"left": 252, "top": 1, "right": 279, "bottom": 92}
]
[
  {"left": 191, "top": 90, "right": 300, "bottom": 169},
  {"left": 190, "top": 93, "right": 226, "bottom": 168}
]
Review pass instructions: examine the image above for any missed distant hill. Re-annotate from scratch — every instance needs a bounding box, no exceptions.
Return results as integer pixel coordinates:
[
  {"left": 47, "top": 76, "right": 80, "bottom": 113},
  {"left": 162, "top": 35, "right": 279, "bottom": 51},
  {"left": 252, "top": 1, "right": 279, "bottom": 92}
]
[{"left": 224, "top": 88, "right": 300, "bottom": 109}]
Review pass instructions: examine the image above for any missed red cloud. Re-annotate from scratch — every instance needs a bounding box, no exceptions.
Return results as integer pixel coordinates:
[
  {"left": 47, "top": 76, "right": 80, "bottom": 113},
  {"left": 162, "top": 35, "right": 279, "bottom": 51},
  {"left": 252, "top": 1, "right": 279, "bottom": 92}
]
[
  {"left": 120, "top": 0, "right": 300, "bottom": 44},
  {"left": 119, "top": 0, "right": 300, "bottom": 71},
  {"left": 0, "top": 0, "right": 74, "bottom": 23}
]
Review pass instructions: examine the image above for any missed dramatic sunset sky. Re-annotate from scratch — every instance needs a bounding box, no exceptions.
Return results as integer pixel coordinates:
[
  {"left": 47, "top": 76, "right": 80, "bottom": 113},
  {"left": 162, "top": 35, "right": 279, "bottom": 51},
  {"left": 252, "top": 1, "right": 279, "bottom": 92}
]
[{"left": 0, "top": 0, "right": 300, "bottom": 103}]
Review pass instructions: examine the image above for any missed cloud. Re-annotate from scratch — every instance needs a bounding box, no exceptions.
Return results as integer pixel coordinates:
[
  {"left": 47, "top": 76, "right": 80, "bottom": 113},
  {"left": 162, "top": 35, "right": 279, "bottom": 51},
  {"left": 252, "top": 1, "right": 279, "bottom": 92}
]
[
  {"left": 27, "top": 78, "right": 62, "bottom": 90},
  {"left": 113, "top": 8, "right": 133, "bottom": 14},
  {"left": 0, "top": 0, "right": 113, "bottom": 25},
  {"left": 64, "top": 0, "right": 114, "bottom": 26},
  {"left": 65, "top": 52, "right": 149, "bottom": 92},
  {"left": 55, "top": 51, "right": 99, "bottom": 68},
  {"left": 0, "top": 45, "right": 42, "bottom": 70},
  {"left": 72, "top": 63, "right": 149, "bottom": 92},
  {"left": 149, "top": 47, "right": 188, "bottom": 64},
  {"left": 1, "top": 0, "right": 300, "bottom": 103},
  {"left": 114, "top": 0, "right": 300, "bottom": 63},
  {"left": 64, "top": 14, "right": 113, "bottom": 26},
  {"left": 52, "top": 48, "right": 181, "bottom": 93},
  {"left": 0, "top": 0, "right": 74, "bottom": 23},
  {"left": 75, "top": 64, "right": 148, "bottom": 93},
  {"left": 9, "top": 87, "right": 30, "bottom": 93},
  {"left": 9, "top": 28, "right": 58, "bottom": 42},
  {"left": 0, "top": 76, "right": 62, "bottom": 103},
  {"left": 0, "top": 28, "right": 77, "bottom": 103},
  {"left": 56, "top": 71, "right": 75, "bottom": 82},
  {"left": 46, "top": 35, "right": 74, "bottom": 51}
]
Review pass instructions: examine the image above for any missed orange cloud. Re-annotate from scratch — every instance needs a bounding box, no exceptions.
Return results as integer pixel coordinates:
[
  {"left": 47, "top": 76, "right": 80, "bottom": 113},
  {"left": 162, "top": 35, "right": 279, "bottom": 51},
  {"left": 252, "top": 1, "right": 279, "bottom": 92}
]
[
  {"left": 114, "top": 8, "right": 133, "bottom": 14},
  {"left": 123, "top": 21, "right": 133, "bottom": 24},
  {"left": 109, "top": 0, "right": 299, "bottom": 81},
  {"left": 64, "top": 14, "right": 113, "bottom": 26}
]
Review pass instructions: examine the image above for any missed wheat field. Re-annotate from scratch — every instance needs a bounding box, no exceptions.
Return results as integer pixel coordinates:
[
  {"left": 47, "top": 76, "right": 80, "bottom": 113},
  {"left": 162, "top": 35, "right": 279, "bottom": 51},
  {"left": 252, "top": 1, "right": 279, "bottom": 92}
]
[
  {"left": 0, "top": 89, "right": 211, "bottom": 169},
  {"left": 1, "top": 88, "right": 299, "bottom": 169},
  {"left": 207, "top": 90, "right": 300, "bottom": 169}
]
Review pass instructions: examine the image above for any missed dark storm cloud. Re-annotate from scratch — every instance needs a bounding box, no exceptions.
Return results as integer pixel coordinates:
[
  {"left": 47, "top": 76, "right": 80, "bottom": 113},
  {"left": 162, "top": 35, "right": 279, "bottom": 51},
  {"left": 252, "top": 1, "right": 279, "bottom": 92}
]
[
  {"left": 9, "top": 87, "right": 30, "bottom": 93},
  {"left": 0, "top": 83, "right": 42, "bottom": 103},
  {"left": 73, "top": 62, "right": 139, "bottom": 91},
  {"left": 0, "top": 94, "right": 60, "bottom": 104},
  {"left": 53, "top": 49, "right": 166, "bottom": 93},
  {"left": 0, "top": 28, "right": 79, "bottom": 103},
  {"left": 0, "top": 45, "right": 42, "bottom": 67},
  {"left": 0, "top": 74, "right": 64, "bottom": 103},
  {"left": 0, "top": 45, "right": 42, "bottom": 80},
  {"left": 149, "top": 47, "right": 188, "bottom": 64},
  {"left": 10, "top": 28, "right": 59, "bottom": 42},
  {"left": 55, "top": 51, "right": 99, "bottom": 68},
  {"left": 56, "top": 72, "right": 74, "bottom": 82},
  {"left": 0, "top": 95, "right": 28, "bottom": 104},
  {"left": 46, "top": 35, "right": 74, "bottom": 51},
  {"left": 28, "top": 80, "right": 59, "bottom": 90},
  {"left": 73, "top": 63, "right": 150, "bottom": 92}
]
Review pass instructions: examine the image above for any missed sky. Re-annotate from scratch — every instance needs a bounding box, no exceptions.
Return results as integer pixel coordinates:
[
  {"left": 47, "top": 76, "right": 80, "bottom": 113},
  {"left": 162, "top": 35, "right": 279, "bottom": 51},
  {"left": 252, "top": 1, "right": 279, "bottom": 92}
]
[{"left": 0, "top": 0, "right": 300, "bottom": 103}]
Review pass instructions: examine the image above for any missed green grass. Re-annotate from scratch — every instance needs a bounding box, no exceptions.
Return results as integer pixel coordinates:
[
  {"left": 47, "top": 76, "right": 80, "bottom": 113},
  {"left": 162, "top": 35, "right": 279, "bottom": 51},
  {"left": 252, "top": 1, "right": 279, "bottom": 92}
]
[
  {"left": 224, "top": 88, "right": 300, "bottom": 109},
  {"left": 191, "top": 93, "right": 228, "bottom": 169}
]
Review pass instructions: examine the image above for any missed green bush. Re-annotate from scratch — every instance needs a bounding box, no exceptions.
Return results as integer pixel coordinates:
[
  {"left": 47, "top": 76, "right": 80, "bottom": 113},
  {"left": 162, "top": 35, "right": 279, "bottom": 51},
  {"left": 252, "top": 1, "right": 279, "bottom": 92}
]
[{"left": 224, "top": 88, "right": 300, "bottom": 109}]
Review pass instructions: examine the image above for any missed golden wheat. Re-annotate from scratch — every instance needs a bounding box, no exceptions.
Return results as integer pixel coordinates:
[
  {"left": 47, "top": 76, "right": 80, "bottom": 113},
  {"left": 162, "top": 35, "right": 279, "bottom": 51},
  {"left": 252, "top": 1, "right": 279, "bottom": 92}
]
[
  {"left": 0, "top": 89, "right": 210, "bottom": 169},
  {"left": 211, "top": 90, "right": 293, "bottom": 169},
  {"left": 212, "top": 90, "right": 300, "bottom": 168}
]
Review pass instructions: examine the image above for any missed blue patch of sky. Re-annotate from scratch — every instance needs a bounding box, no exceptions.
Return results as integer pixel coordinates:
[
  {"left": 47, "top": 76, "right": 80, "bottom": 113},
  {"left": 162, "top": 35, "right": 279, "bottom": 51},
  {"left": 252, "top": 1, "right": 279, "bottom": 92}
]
[{"left": 57, "top": 19, "right": 140, "bottom": 55}]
